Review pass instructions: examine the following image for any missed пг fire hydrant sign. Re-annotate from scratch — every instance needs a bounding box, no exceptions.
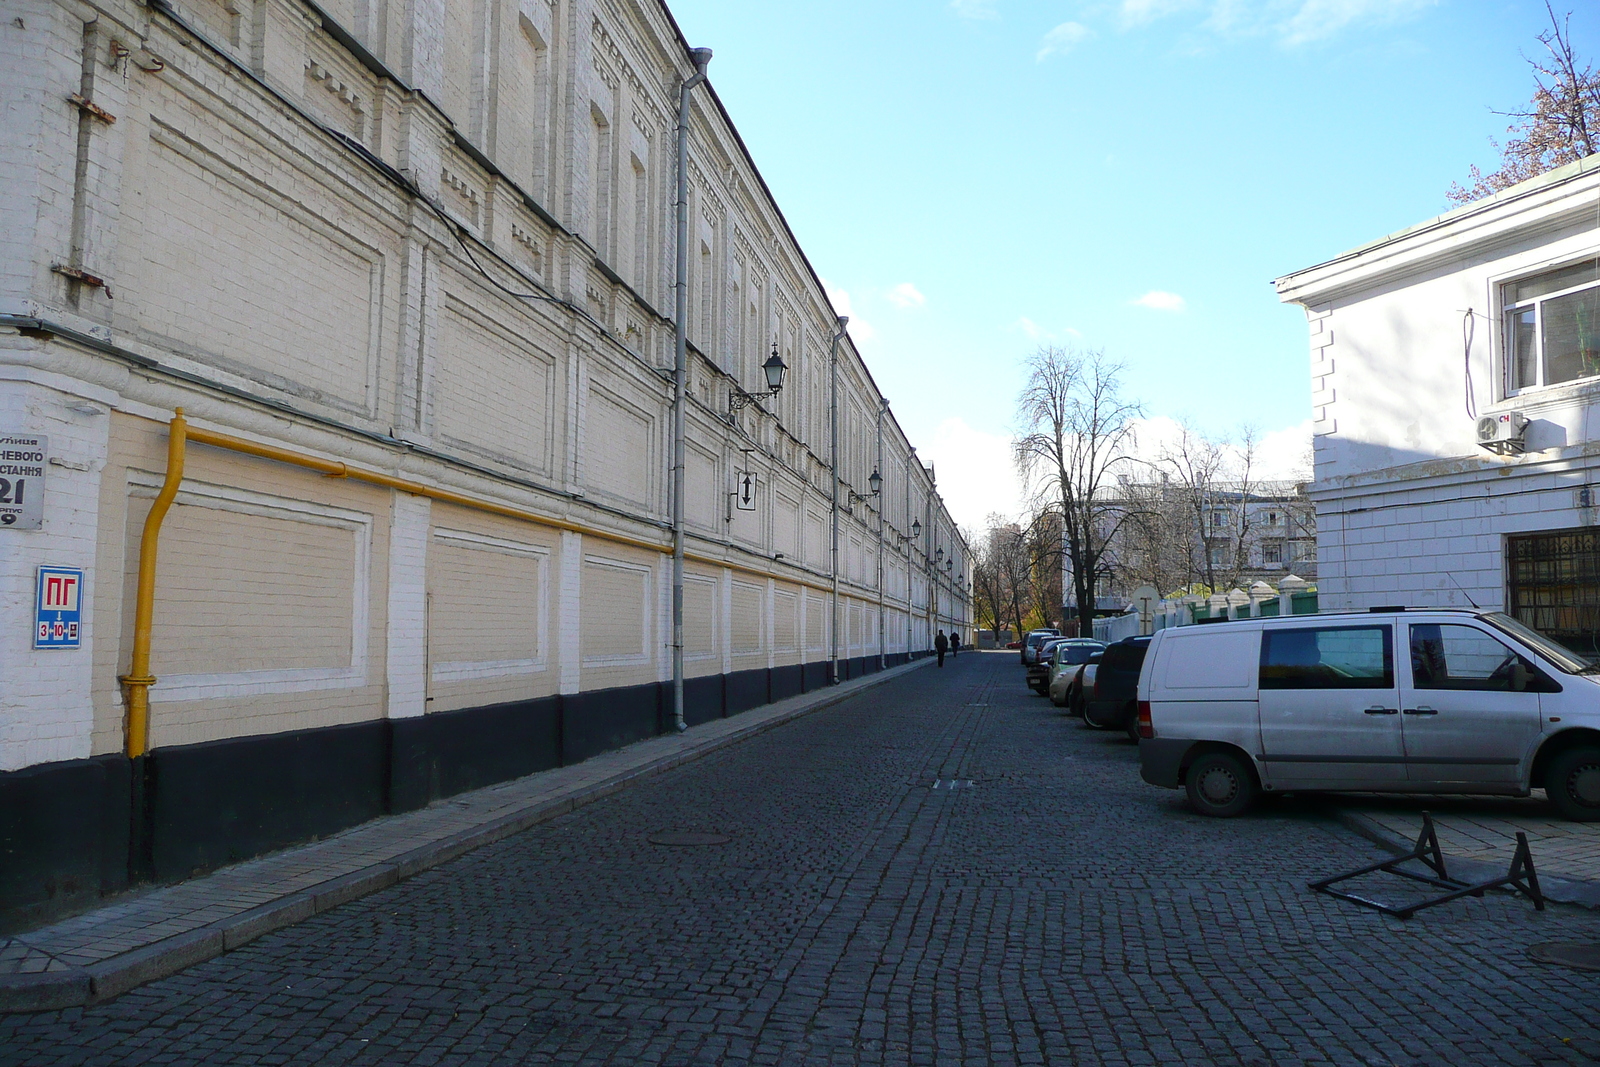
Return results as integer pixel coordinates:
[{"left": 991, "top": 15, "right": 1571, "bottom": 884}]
[{"left": 0, "top": 434, "right": 46, "bottom": 530}]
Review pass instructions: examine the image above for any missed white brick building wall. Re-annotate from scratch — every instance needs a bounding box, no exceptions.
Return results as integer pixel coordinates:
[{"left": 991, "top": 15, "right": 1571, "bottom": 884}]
[{"left": 0, "top": 0, "right": 971, "bottom": 773}]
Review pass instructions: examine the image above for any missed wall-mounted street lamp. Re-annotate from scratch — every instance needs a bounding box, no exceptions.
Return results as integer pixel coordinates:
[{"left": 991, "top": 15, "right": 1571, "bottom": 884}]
[
  {"left": 869, "top": 468, "right": 882, "bottom": 495},
  {"left": 729, "top": 342, "right": 787, "bottom": 414},
  {"left": 912, "top": 518, "right": 921, "bottom": 539}
]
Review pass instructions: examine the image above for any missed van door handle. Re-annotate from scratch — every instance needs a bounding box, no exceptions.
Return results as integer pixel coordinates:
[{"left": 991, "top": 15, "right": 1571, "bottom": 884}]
[
  {"left": 1363, "top": 706, "right": 1399, "bottom": 715},
  {"left": 1403, "top": 706, "right": 1438, "bottom": 716}
]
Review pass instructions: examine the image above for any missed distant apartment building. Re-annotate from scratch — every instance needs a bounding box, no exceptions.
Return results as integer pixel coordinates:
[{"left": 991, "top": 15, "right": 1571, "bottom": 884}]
[
  {"left": 1102, "top": 479, "right": 1316, "bottom": 600},
  {"left": 0, "top": 0, "right": 969, "bottom": 926},
  {"left": 1277, "top": 156, "right": 1600, "bottom": 657}
]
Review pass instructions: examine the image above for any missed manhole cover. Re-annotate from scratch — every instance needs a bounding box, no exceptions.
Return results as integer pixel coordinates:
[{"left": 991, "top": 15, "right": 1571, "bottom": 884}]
[
  {"left": 648, "top": 831, "right": 730, "bottom": 847},
  {"left": 1528, "top": 943, "right": 1600, "bottom": 971}
]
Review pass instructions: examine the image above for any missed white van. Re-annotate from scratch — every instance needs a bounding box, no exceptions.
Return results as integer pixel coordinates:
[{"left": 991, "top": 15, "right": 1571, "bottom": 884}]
[{"left": 1136, "top": 609, "right": 1600, "bottom": 820}]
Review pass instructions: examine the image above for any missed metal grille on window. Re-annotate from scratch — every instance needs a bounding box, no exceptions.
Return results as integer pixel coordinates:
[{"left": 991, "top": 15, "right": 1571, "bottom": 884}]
[{"left": 1507, "top": 528, "right": 1600, "bottom": 659}]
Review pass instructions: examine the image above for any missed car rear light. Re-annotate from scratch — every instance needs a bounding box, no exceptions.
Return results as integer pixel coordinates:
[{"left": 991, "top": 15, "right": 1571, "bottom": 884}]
[
  {"left": 1137, "top": 701, "right": 1153, "bottom": 739},
  {"left": 1092, "top": 675, "right": 1101, "bottom": 699}
]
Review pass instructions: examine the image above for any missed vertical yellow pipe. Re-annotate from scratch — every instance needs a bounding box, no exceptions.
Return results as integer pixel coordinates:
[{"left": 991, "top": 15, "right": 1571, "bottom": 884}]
[{"left": 121, "top": 409, "right": 186, "bottom": 759}]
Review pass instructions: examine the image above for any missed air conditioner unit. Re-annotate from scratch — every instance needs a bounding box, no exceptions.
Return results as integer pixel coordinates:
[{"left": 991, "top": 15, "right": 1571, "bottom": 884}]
[{"left": 1476, "top": 411, "right": 1529, "bottom": 455}]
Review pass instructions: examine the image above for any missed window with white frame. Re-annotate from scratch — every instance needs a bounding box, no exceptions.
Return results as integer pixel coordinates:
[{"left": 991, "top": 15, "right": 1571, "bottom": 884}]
[
  {"left": 1504, "top": 258, "right": 1600, "bottom": 393},
  {"left": 1262, "top": 539, "right": 1284, "bottom": 565}
]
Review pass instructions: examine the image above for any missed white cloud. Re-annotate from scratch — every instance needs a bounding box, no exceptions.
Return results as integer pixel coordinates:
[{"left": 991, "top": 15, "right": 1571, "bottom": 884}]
[
  {"left": 1119, "top": 416, "right": 1313, "bottom": 481},
  {"left": 1012, "top": 317, "right": 1081, "bottom": 343},
  {"left": 1255, "top": 419, "right": 1313, "bottom": 479},
  {"left": 886, "top": 282, "right": 926, "bottom": 309},
  {"left": 921, "top": 417, "right": 1027, "bottom": 532},
  {"left": 1131, "top": 290, "right": 1186, "bottom": 312},
  {"left": 1276, "top": 0, "right": 1434, "bottom": 45},
  {"left": 949, "top": 0, "right": 999, "bottom": 19},
  {"left": 1119, "top": 0, "right": 1201, "bottom": 29},
  {"left": 1036, "top": 21, "right": 1092, "bottom": 61},
  {"left": 821, "top": 278, "right": 876, "bottom": 343},
  {"left": 1061, "top": 0, "right": 1436, "bottom": 47}
]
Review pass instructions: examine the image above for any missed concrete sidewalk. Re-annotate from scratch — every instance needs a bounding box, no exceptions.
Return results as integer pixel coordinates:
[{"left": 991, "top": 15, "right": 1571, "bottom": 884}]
[
  {"left": 0, "top": 659, "right": 929, "bottom": 1013},
  {"left": 1329, "top": 792, "right": 1600, "bottom": 908}
]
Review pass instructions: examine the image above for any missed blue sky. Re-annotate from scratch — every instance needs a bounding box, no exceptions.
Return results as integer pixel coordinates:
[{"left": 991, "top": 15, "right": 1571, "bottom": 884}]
[{"left": 666, "top": 0, "right": 1598, "bottom": 530}]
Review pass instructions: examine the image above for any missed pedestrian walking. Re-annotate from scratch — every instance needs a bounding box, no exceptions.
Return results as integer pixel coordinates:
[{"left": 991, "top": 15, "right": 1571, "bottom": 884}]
[
  {"left": 949, "top": 632, "right": 961, "bottom": 658},
  {"left": 935, "top": 629, "right": 949, "bottom": 667}
]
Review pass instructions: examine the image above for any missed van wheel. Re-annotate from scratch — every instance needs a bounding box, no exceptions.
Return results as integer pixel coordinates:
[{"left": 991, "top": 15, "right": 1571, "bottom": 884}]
[
  {"left": 1184, "top": 751, "right": 1258, "bottom": 818},
  {"left": 1547, "top": 747, "right": 1600, "bottom": 822}
]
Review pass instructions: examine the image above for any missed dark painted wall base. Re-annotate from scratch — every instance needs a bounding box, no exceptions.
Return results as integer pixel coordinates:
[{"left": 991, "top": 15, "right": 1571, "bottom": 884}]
[{"left": 0, "top": 656, "right": 910, "bottom": 933}]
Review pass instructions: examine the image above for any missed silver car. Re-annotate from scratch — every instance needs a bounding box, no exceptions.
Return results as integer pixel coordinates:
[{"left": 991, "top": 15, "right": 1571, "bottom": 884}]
[{"left": 1139, "top": 608, "right": 1600, "bottom": 820}]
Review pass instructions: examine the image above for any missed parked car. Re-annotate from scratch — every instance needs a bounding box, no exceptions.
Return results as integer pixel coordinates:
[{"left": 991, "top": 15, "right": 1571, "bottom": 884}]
[
  {"left": 1062, "top": 655, "right": 1103, "bottom": 718},
  {"left": 1137, "top": 608, "right": 1600, "bottom": 820},
  {"left": 1083, "top": 636, "right": 1153, "bottom": 740},
  {"left": 1030, "top": 639, "right": 1103, "bottom": 695},
  {"left": 1020, "top": 629, "right": 1061, "bottom": 666}
]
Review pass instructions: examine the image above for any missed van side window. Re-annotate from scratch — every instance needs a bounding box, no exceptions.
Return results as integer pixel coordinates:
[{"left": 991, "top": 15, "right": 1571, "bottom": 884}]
[
  {"left": 1409, "top": 624, "right": 1540, "bottom": 691},
  {"left": 1260, "top": 626, "right": 1393, "bottom": 690}
]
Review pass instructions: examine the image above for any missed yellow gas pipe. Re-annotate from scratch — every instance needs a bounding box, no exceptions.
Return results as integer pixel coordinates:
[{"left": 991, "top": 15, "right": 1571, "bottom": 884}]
[
  {"left": 119, "top": 409, "right": 879, "bottom": 760},
  {"left": 120, "top": 408, "right": 186, "bottom": 759}
]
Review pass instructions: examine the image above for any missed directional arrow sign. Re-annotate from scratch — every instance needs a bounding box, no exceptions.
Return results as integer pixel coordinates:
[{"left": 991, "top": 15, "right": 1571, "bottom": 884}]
[{"left": 735, "top": 470, "right": 757, "bottom": 511}]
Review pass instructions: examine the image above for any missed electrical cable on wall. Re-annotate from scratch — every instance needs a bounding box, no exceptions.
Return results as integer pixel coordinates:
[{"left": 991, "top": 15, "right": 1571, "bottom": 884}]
[
  {"left": 1462, "top": 307, "right": 1478, "bottom": 419},
  {"left": 419, "top": 196, "right": 566, "bottom": 307}
]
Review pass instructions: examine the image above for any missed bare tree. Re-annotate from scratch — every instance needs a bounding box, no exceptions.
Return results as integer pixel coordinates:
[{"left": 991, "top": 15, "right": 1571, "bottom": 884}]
[
  {"left": 1219, "top": 425, "right": 1264, "bottom": 591},
  {"left": 1114, "top": 475, "right": 1194, "bottom": 597},
  {"left": 969, "top": 517, "right": 1011, "bottom": 642},
  {"left": 1013, "top": 346, "right": 1140, "bottom": 636},
  {"left": 1450, "top": 4, "right": 1600, "bottom": 205},
  {"left": 1160, "top": 421, "right": 1228, "bottom": 593}
]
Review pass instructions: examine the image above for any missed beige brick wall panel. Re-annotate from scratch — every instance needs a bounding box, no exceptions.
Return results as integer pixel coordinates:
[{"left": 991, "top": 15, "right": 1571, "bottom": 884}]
[
  {"left": 425, "top": 525, "right": 552, "bottom": 712},
  {"left": 433, "top": 290, "right": 556, "bottom": 474},
  {"left": 578, "top": 544, "right": 657, "bottom": 688},
  {"left": 92, "top": 413, "right": 390, "bottom": 752},
  {"left": 141, "top": 497, "right": 358, "bottom": 675},
  {"left": 581, "top": 382, "right": 653, "bottom": 507},
  {"left": 140, "top": 138, "right": 380, "bottom": 408},
  {"left": 730, "top": 578, "right": 762, "bottom": 660}
]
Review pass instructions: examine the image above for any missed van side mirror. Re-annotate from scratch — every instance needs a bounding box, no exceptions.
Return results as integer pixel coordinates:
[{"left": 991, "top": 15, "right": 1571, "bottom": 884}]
[{"left": 1511, "top": 662, "right": 1529, "bottom": 692}]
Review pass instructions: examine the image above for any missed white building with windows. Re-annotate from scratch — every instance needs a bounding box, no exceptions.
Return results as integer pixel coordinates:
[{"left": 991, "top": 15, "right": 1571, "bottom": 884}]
[{"left": 1276, "top": 157, "right": 1600, "bottom": 658}]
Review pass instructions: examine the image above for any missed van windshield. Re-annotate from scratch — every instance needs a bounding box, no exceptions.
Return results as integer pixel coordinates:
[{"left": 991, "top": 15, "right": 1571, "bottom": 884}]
[{"left": 1481, "top": 612, "right": 1594, "bottom": 673}]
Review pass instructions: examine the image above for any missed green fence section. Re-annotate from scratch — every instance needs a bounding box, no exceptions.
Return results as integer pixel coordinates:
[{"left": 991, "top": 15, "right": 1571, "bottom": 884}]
[{"left": 1168, "top": 589, "right": 1317, "bottom": 625}]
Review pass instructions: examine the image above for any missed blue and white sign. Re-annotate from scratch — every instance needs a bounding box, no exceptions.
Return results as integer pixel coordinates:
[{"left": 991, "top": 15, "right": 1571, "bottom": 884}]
[{"left": 35, "top": 566, "right": 83, "bottom": 649}]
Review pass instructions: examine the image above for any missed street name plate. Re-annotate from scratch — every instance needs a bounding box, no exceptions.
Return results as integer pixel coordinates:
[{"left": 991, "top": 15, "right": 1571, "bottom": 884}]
[{"left": 0, "top": 434, "right": 45, "bottom": 530}]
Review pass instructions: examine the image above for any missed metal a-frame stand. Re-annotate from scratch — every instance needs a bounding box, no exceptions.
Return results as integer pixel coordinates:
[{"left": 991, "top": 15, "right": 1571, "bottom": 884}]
[{"left": 1309, "top": 812, "right": 1544, "bottom": 920}]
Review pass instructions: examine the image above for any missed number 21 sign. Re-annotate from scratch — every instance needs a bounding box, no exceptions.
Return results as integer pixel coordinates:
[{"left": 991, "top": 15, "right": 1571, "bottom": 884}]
[{"left": 0, "top": 434, "right": 46, "bottom": 530}]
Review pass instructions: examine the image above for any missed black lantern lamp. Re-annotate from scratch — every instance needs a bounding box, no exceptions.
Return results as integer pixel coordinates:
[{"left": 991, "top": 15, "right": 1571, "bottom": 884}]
[
  {"left": 868, "top": 468, "right": 882, "bottom": 495},
  {"left": 731, "top": 341, "right": 787, "bottom": 414},
  {"left": 911, "top": 518, "right": 921, "bottom": 538}
]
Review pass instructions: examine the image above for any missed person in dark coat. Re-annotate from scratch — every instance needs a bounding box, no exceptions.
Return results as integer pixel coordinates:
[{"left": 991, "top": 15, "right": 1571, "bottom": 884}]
[
  {"left": 935, "top": 630, "right": 949, "bottom": 667},
  {"left": 950, "top": 632, "right": 961, "bottom": 658}
]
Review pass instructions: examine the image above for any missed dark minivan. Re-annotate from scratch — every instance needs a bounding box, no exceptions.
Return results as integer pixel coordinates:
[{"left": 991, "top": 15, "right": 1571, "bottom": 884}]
[{"left": 1083, "top": 636, "right": 1153, "bottom": 741}]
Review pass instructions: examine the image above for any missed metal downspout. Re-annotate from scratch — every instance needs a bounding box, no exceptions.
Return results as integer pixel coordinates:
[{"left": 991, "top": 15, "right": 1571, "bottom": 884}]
[
  {"left": 672, "top": 47, "right": 711, "bottom": 732},
  {"left": 875, "top": 399, "right": 886, "bottom": 670},
  {"left": 905, "top": 451, "right": 913, "bottom": 656},
  {"left": 827, "top": 316, "right": 848, "bottom": 683},
  {"left": 121, "top": 408, "right": 187, "bottom": 759}
]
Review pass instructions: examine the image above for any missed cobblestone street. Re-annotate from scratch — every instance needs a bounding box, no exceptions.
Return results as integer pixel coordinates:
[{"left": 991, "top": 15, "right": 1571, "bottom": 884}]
[{"left": 5, "top": 651, "right": 1599, "bottom": 1066}]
